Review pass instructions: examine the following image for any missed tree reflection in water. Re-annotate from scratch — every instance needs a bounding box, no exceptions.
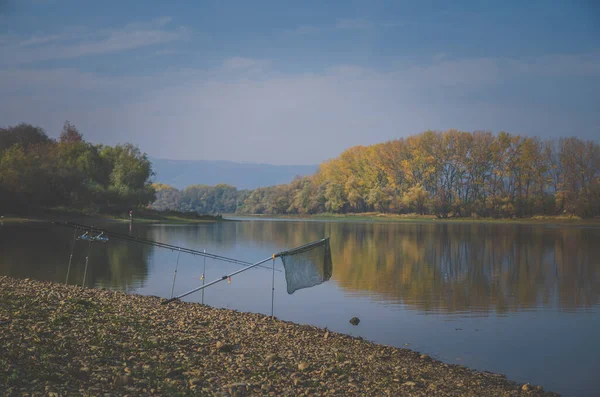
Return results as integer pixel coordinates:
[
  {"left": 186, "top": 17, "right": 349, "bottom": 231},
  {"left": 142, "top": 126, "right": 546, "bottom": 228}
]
[{"left": 1, "top": 220, "right": 598, "bottom": 314}]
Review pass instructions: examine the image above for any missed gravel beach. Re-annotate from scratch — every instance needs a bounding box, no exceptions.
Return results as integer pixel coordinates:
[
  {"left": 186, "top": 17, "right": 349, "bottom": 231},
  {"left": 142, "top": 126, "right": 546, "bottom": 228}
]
[{"left": 0, "top": 276, "right": 558, "bottom": 396}]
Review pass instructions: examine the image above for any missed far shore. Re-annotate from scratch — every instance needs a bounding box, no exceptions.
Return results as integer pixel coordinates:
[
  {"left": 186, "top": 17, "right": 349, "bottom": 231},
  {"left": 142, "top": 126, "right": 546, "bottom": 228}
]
[
  {"left": 3, "top": 209, "right": 599, "bottom": 226},
  {"left": 228, "top": 212, "right": 600, "bottom": 226}
]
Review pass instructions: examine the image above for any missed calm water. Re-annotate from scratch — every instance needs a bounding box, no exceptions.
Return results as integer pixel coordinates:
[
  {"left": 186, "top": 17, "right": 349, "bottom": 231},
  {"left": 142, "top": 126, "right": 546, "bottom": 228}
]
[{"left": 1, "top": 219, "right": 599, "bottom": 396}]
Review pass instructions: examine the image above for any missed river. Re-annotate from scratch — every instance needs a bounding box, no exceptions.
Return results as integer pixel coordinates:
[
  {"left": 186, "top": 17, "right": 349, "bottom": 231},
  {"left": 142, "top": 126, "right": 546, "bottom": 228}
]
[{"left": 1, "top": 218, "right": 598, "bottom": 396}]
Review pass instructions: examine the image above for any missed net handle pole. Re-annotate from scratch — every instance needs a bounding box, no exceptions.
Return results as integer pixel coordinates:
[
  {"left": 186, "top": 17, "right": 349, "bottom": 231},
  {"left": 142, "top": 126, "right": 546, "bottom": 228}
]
[
  {"left": 65, "top": 229, "right": 77, "bottom": 284},
  {"left": 162, "top": 256, "right": 273, "bottom": 304},
  {"left": 170, "top": 248, "right": 181, "bottom": 299},
  {"left": 82, "top": 240, "right": 92, "bottom": 287},
  {"left": 201, "top": 250, "right": 206, "bottom": 304},
  {"left": 271, "top": 255, "right": 275, "bottom": 318}
]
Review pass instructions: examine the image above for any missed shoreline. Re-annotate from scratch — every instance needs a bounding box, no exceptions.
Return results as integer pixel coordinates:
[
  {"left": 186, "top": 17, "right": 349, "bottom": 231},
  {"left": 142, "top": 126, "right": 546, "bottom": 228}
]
[
  {"left": 3, "top": 209, "right": 597, "bottom": 227},
  {"left": 1, "top": 277, "right": 557, "bottom": 396},
  {"left": 0, "top": 209, "right": 228, "bottom": 225},
  {"left": 230, "top": 212, "right": 600, "bottom": 226}
]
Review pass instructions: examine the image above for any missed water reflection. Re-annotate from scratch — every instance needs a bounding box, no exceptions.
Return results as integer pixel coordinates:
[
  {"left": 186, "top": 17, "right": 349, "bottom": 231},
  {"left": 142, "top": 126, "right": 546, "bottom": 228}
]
[
  {"left": 0, "top": 222, "right": 152, "bottom": 291},
  {"left": 227, "top": 221, "right": 600, "bottom": 313},
  {"left": 1, "top": 221, "right": 598, "bottom": 314}
]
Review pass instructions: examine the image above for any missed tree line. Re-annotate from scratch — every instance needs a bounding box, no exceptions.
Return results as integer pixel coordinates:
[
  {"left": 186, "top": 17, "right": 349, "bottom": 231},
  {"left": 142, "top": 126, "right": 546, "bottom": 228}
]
[
  {"left": 152, "top": 130, "right": 600, "bottom": 218},
  {"left": 4, "top": 124, "right": 596, "bottom": 219},
  {"left": 0, "top": 122, "right": 155, "bottom": 214},
  {"left": 151, "top": 183, "right": 249, "bottom": 214}
]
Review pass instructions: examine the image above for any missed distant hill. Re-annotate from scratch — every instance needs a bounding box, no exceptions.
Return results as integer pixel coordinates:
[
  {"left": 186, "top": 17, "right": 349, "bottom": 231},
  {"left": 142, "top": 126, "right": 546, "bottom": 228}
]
[{"left": 150, "top": 158, "right": 318, "bottom": 190}]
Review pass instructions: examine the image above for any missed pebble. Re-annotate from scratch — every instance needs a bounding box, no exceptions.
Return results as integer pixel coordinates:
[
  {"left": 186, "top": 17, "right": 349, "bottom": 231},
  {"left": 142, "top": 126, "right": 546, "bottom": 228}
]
[
  {"left": 166, "top": 367, "right": 184, "bottom": 378},
  {"left": 298, "top": 362, "right": 309, "bottom": 371},
  {"left": 189, "top": 378, "right": 202, "bottom": 386},
  {"left": 216, "top": 341, "right": 234, "bottom": 352},
  {"left": 112, "top": 375, "right": 132, "bottom": 387},
  {"left": 265, "top": 353, "right": 279, "bottom": 363},
  {"left": 261, "top": 384, "right": 273, "bottom": 391}
]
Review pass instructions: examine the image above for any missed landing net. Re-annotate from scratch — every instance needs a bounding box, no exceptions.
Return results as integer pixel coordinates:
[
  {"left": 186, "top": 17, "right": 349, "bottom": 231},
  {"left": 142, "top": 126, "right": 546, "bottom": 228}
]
[{"left": 278, "top": 238, "right": 333, "bottom": 294}]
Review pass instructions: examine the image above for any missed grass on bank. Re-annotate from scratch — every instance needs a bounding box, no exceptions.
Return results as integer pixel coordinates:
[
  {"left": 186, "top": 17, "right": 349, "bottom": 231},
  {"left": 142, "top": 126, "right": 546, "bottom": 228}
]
[
  {"left": 0, "top": 207, "right": 226, "bottom": 224},
  {"left": 3, "top": 208, "right": 598, "bottom": 226},
  {"left": 105, "top": 209, "right": 226, "bottom": 224},
  {"left": 231, "top": 212, "right": 600, "bottom": 225}
]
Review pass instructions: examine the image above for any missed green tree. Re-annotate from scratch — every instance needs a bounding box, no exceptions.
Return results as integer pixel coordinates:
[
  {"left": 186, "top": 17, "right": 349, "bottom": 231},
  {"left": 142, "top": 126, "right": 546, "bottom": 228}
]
[{"left": 99, "top": 143, "right": 155, "bottom": 211}]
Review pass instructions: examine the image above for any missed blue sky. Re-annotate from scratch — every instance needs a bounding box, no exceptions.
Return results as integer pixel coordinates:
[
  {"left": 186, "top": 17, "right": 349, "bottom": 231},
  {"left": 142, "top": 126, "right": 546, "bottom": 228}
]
[{"left": 1, "top": 0, "right": 598, "bottom": 164}]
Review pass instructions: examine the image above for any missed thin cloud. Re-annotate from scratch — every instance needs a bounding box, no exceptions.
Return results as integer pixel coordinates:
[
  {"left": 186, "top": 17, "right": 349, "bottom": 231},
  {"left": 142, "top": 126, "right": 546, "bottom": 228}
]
[
  {"left": 286, "top": 25, "right": 322, "bottom": 36},
  {"left": 16, "top": 34, "right": 66, "bottom": 47},
  {"left": 154, "top": 49, "right": 181, "bottom": 56},
  {"left": 0, "top": 17, "right": 189, "bottom": 65},
  {"left": 335, "top": 18, "right": 371, "bottom": 30},
  {"left": 222, "top": 57, "right": 270, "bottom": 71},
  {"left": 2, "top": 51, "right": 597, "bottom": 164},
  {"left": 381, "top": 21, "right": 404, "bottom": 28},
  {"left": 334, "top": 18, "right": 402, "bottom": 30},
  {"left": 151, "top": 16, "right": 172, "bottom": 27},
  {"left": 107, "top": 52, "right": 600, "bottom": 163},
  {"left": 287, "top": 19, "right": 402, "bottom": 36}
]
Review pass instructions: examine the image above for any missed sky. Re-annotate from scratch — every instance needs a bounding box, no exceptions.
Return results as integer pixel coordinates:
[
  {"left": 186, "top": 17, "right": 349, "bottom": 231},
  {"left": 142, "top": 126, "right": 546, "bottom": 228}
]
[{"left": 0, "top": 0, "right": 599, "bottom": 165}]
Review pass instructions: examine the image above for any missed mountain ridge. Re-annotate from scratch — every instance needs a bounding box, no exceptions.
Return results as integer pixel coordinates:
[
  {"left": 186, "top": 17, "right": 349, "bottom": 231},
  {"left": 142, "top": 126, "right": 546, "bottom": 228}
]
[{"left": 150, "top": 157, "right": 318, "bottom": 190}]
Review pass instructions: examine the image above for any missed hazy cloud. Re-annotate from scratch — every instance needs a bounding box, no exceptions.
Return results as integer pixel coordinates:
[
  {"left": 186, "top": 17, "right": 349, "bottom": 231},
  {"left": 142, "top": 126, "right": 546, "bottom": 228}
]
[
  {"left": 0, "top": 17, "right": 189, "bottom": 65},
  {"left": 335, "top": 18, "right": 371, "bottom": 30},
  {"left": 222, "top": 57, "right": 270, "bottom": 71},
  {"left": 0, "top": 67, "right": 147, "bottom": 93},
  {"left": 286, "top": 25, "right": 322, "bottom": 36},
  {"left": 286, "top": 18, "right": 402, "bottom": 36},
  {"left": 2, "top": 51, "right": 597, "bottom": 164}
]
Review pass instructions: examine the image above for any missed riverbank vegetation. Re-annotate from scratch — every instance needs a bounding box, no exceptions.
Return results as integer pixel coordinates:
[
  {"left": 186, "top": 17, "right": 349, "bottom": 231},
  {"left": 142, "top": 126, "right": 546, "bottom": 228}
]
[
  {"left": 232, "top": 212, "right": 598, "bottom": 225},
  {"left": 151, "top": 183, "right": 247, "bottom": 214},
  {"left": 0, "top": 122, "right": 155, "bottom": 216},
  {"left": 3, "top": 124, "right": 598, "bottom": 220},
  {"left": 152, "top": 130, "right": 600, "bottom": 219}
]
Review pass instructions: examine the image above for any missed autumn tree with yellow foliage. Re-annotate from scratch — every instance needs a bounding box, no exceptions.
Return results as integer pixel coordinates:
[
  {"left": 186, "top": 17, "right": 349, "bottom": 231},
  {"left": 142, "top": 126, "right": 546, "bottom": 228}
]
[{"left": 236, "top": 130, "right": 600, "bottom": 218}]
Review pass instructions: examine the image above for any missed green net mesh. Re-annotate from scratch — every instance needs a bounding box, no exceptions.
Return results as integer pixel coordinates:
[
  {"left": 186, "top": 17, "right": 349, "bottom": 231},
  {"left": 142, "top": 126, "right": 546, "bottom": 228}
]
[{"left": 279, "top": 238, "right": 333, "bottom": 294}]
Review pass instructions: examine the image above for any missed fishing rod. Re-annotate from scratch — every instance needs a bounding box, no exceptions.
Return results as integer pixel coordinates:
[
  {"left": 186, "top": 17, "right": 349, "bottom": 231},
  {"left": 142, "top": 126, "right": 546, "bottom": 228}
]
[
  {"left": 163, "top": 238, "right": 328, "bottom": 305},
  {"left": 163, "top": 255, "right": 275, "bottom": 304},
  {"left": 53, "top": 221, "right": 280, "bottom": 272}
]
